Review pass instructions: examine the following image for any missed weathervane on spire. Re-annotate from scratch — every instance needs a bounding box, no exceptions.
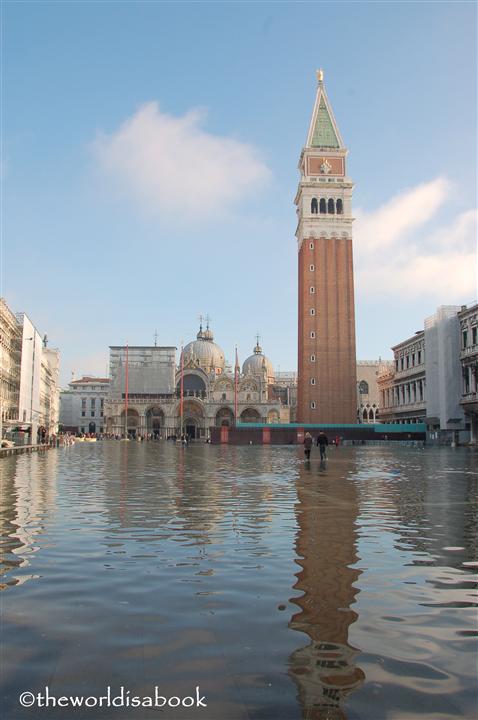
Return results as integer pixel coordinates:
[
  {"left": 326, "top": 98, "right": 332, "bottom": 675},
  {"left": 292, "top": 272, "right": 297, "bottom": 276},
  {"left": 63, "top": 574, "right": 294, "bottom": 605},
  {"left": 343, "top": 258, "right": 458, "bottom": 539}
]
[
  {"left": 317, "top": 68, "right": 324, "bottom": 84},
  {"left": 205, "top": 313, "right": 211, "bottom": 329}
]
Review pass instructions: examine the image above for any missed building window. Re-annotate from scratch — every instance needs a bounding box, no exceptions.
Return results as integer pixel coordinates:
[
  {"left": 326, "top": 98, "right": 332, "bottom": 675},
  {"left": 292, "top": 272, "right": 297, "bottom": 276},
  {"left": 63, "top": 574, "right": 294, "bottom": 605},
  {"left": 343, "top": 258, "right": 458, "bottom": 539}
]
[
  {"left": 91, "top": 411, "right": 95, "bottom": 417},
  {"left": 328, "top": 198, "right": 335, "bottom": 214},
  {"left": 395, "top": 359, "right": 399, "bottom": 371},
  {"left": 310, "top": 331, "right": 316, "bottom": 339},
  {"left": 311, "top": 198, "right": 318, "bottom": 214},
  {"left": 81, "top": 427, "right": 85, "bottom": 433},
  {"left": 336, "top": 198, "right": 343, "bottom": 214},
  {"left": 310, "top": 308, "right": 315, "bottom": 316},
  {"left": 358, "top": 380, "right": 369, "bottom": 394},
  {"left": 81, "top": 411, "right": 86, "bottom": 417},
  {"left": 406, "top": 355, "right": 410, "bottom": 368},
  {"left": 309, "top": 286, "right": 315, "bottom": 294},
  {"left": 319, "top": 198, "right": 326, "bottom": 214},
  {"left": 418, "top": 350, "right": 422, "bottom": 364},
  {"left": 310, "top": 378, "right": 316, "bottom": 385},
  {"left": 463, "top": 330, "right": 468, "bottom": 348},
  {"left": 472, "top": 327, "right": 477, "bottom": 345},
  {"left": 309, "top": 242, "right": 314, "bottom": 250},
  {"left": 222, "top": 393, "right": 226, "bottom": 400},
  {"left": 400, "top": 357, "right": 404, "bottom": 370},
  {"left": 310, "top": 401, "right": 316, "bottom": 409},
  {"left": 310, "top": 354, "right": 316, "bottom": 361},
  {"left": 309, "top": 264, "right": 315, "bottom": 272}
]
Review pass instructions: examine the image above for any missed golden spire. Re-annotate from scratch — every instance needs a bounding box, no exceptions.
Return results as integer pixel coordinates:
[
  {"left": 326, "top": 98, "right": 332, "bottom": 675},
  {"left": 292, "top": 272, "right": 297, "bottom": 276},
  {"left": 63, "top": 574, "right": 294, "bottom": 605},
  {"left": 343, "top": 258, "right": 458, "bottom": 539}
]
[{"left": 316, "top": 68, "right": 324, "bottom": 84}]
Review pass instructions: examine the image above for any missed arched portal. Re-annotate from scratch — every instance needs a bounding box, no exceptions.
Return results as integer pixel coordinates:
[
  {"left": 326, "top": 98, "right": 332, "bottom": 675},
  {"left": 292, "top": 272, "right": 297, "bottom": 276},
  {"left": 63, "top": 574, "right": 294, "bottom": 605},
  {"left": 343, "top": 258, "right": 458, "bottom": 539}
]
[
  {"left": 240, "top": 408, "right": 261, "bottom": 423},
  {"left": 215, "top": 407, "right": 235, "bottom": 427},
  {"left": 182, "top": 399, "right": 205, "bottom": 440},
  {"left": 146, "top": 406, "right": 165, "bottom": 437},
  {"left": 176, "top": 373, "right": 207, "bottom": 399},
  {"left": 120, "top": 408, "right": 140, "bottom": 437},
  {"left": 88, "top": 421, "right": 96, "bottom": 434}
]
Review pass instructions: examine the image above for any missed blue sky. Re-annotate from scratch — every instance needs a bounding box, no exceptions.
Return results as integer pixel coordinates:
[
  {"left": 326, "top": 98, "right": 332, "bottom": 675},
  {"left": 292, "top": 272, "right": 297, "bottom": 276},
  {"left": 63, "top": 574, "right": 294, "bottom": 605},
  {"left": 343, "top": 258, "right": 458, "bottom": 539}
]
[{"left": 3, "top": 1, "right": 477, "bottom": 384}]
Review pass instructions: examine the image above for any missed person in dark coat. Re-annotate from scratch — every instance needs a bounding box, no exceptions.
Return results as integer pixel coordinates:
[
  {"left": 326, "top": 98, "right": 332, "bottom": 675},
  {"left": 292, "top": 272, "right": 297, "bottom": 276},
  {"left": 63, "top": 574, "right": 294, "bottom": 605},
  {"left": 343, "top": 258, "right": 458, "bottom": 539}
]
[
  {"left": 317, "top": 431, "right": 328, "bottom": 460},
  {"left": 303, "top": 432, "right": 313, "bottom": 460}
]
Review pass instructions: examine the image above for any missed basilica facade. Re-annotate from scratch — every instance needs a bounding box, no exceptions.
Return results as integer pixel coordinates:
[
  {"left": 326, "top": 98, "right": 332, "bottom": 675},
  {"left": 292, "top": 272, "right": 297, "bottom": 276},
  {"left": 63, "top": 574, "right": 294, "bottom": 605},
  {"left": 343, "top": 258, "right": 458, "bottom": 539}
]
[{"left": 104, "top": 322, "right": 290, "bottom": 439}]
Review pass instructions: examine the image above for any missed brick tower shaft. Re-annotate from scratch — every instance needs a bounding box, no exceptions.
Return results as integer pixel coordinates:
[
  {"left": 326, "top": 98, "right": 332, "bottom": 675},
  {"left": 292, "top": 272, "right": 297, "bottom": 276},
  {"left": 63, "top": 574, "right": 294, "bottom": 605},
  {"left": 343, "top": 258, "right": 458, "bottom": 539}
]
[{"left": 295, "top": 70, "right": 357, "bottom": 423}]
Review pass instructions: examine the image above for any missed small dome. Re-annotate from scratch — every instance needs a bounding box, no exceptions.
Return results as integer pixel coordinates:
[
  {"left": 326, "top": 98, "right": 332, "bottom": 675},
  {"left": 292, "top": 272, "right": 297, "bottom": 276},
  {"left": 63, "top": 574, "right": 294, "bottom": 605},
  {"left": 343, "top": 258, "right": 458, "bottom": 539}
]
[
  {"left": 242, "top": 341, "right": 274, "bottom": 382},
  {"left": 182, "top": 323, "right": 225, "bottom": 374}
]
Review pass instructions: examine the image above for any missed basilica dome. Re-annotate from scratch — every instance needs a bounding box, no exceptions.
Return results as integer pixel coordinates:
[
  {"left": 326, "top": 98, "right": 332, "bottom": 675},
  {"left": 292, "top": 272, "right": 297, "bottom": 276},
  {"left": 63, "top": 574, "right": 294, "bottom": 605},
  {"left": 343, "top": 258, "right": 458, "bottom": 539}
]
[
  {"left": 242, "top": 341, "right": 275, "bottom": 383},
  {"left": 182, "top": 324, "right": 225, "bottom": 374}
]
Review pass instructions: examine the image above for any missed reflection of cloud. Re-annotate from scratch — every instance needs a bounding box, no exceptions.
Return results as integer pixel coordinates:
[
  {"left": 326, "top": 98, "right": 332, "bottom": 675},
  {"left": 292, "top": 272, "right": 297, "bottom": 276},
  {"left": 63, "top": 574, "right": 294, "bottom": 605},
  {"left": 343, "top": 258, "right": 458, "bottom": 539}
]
[
  {"left": 94, "top": 102, "right": 270, "bottom": 220},
  {"left": 355, "top": 178, "right": 477, "bottom": 301}
]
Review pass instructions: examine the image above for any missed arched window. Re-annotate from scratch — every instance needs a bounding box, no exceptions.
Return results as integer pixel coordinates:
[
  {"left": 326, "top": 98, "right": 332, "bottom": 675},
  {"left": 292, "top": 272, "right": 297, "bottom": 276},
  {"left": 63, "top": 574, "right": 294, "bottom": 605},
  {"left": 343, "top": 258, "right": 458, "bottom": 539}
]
[
  {"left": 358, "top": 380, "right": 369, "bottom": 395},
  {"left": 328, "top": 198, "right": 335, "bottom": 214},
  {"left": 311, "top": 198, "right": 318, "bottom": 214},
  {"left": 319, "top": 198, "right": 326, "bottom": 214},
  {"left": 336, "top": 199, "right": 343, "bottom": 214}
]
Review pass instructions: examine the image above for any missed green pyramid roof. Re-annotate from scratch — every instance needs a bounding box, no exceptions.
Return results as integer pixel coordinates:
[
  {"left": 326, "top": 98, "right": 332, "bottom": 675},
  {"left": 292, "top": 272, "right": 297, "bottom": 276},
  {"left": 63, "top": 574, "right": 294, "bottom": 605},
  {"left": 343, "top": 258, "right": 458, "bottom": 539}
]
[{"left": 310, "top": 96, "right": 340, "bottom": 148}]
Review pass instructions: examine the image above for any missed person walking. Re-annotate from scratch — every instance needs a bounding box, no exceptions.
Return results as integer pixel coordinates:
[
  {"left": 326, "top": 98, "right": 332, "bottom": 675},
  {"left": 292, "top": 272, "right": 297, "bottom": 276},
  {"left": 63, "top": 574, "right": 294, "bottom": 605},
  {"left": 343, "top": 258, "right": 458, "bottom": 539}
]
[
  {"left": 317, "top": 431, "right": 328, "bottom": 460},
  {"left": 303, "top": 432, "right": 313, "bottom": 461}
]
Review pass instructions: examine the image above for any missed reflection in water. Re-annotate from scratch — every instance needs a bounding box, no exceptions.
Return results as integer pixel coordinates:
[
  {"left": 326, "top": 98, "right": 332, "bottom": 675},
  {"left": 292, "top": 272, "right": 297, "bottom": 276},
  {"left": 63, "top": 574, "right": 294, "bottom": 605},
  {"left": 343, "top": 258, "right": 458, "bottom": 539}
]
[
  {"left": 0, "top": 451, "right": 58, "bottom": 590},
  {"left": 0, "top": 444, "right": 477, "bottom": 720},
  {"left": 289, "top": 460, "right": 365, "bottom": 719}
]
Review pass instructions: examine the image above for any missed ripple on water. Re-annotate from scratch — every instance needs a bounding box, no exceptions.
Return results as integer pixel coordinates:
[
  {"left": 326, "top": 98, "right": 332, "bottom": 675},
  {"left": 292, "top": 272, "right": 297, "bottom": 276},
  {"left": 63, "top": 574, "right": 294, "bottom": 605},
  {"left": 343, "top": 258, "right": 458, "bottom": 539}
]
[{"left": 0, "top": 443, "right": 477, "bottom": 720}]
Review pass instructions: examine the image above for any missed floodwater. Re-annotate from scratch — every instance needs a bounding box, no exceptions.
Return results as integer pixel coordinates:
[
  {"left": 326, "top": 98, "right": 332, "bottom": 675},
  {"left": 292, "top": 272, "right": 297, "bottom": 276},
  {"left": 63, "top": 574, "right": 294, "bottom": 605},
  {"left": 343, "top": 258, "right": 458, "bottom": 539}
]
[{"left": 1, "top": 443, "right": 477, "bottom": 720}]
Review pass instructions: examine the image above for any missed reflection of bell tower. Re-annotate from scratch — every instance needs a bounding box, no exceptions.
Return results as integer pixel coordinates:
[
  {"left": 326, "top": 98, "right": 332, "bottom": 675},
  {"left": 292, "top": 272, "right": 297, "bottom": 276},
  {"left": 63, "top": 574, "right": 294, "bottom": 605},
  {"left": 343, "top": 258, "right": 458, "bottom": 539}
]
[
  {"left": 296, "top": 69, "right": 357, "bottom": 423},
  {"left": 289, "top": 466, "right": 364, "bottom": 718}
]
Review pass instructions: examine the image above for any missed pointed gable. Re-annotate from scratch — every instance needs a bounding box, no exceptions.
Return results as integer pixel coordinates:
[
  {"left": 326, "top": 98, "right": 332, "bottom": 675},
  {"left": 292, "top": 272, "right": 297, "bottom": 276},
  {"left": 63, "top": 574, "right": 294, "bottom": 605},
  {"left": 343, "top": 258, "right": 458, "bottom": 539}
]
[
  {"left": 305, "top": 72, "right": 345, "bottom": 150},
  {"left": 310, "top": 96, "right": 340, "bottom": 148}
]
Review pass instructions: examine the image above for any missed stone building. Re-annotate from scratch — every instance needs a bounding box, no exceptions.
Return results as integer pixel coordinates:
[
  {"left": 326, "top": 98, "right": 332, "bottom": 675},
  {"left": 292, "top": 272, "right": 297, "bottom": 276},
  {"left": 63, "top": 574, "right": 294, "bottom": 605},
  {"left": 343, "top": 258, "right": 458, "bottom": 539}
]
[
  {"left": 105, "top": 345, "right": 176, "bottom": 437},
  {"left": 458, "top": 303, "right": 477, "bottom": 443},
  {"left": 378, "top": 306, "right": 472, "bottom": 443},
  {"left": 40, "top": 347, "right": 61, "bottom": 437},
  {"left": 296, "top": 70, "right": 356, "bottom": 423},
  {"left": 104, "top": 323, "right": 289, "bottom": 439},
  {"left": 60, "top": 376, "right": 110, "bottom": 434},
  {"left": 0, "top": 303, "right": 60, "bottom": 441},
  {"left": 424, "top": 306, "right": 466, "bottom": 442},
  {"left": 378, "top": 331, "right": 426, "bottom": 425},
  {"left": 0, "top": 298, "right": 21, "bottom": 435},
  {"left": 356, "top": 361, "right": 381, "bottom": 423},
  {"left": 14, "top": 313, "right": 60, "bottom": 441}
]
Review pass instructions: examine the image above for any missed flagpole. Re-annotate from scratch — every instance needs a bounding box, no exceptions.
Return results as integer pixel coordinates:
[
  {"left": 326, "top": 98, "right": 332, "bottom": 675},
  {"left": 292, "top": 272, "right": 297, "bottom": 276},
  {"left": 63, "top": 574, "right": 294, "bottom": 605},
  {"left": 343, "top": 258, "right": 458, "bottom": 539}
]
[
  {"left": 180, "top": 340, "right": 184, "bottom": 437},
  {"left": 125, "top": 342, "right": 129, "bottom": 438},
  {"left": 234, "top": 345, "right": 238, "bottom": 427}
]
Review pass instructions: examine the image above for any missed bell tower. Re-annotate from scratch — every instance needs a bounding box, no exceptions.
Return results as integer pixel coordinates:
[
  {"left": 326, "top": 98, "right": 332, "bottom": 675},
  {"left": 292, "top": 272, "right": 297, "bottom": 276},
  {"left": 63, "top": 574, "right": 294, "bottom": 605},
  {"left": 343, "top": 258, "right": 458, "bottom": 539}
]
[{"left": 296, "top": 70, "right": 357, "bottom": 424}]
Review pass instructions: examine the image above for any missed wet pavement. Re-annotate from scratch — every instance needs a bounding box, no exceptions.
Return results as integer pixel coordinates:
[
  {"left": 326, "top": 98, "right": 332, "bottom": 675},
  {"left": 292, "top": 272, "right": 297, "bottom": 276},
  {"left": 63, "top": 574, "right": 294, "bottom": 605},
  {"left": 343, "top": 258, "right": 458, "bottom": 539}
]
[{"left": 1, "top": 443, "right": 477, "bottom": 719}]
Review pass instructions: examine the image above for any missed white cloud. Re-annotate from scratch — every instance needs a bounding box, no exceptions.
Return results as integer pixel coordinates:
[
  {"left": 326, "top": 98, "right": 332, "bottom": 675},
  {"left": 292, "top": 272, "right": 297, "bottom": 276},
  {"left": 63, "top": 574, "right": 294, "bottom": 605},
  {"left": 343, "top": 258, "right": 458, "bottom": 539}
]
[
  {"left": 355, "top": 178, "right": 477, "bottom": 302},
  {"left": 94, "top": 102, "right": 270, "bottom": 220}
]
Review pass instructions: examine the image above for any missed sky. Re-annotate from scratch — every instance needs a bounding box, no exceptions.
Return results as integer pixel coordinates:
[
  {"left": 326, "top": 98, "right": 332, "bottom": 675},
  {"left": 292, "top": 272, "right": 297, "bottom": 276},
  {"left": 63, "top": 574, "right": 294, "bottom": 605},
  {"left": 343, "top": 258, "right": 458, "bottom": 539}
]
[{"left": 2, "top": 0, "right": 477, "bottom": 385}]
